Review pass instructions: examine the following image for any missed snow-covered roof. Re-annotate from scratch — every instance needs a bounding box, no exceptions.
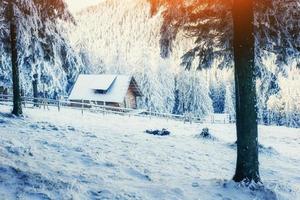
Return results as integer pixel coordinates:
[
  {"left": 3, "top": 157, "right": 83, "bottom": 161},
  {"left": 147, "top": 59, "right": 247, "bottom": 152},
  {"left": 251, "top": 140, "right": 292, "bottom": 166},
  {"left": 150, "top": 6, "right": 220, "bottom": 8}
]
[
  {"left": 86, "top": 74, "right": 117, "bottom": 90},
  {"left": 69, "top": 74, "right": 141, "bottom": 103}
]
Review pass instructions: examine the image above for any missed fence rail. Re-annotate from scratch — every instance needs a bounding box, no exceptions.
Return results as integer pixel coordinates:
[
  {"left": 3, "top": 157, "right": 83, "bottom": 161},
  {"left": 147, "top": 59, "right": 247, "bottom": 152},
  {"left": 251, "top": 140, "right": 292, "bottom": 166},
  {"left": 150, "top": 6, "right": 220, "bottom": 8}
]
[{"left": 0, "top": 94, "right": 232, "bottom": 124}]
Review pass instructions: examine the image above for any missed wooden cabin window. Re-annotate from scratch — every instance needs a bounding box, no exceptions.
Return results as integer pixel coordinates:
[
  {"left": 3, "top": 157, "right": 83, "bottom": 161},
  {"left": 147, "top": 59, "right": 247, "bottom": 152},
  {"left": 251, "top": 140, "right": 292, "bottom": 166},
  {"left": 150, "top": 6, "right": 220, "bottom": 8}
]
[{"left": 94, "top": 89, "right": 107, "bottom": 94}]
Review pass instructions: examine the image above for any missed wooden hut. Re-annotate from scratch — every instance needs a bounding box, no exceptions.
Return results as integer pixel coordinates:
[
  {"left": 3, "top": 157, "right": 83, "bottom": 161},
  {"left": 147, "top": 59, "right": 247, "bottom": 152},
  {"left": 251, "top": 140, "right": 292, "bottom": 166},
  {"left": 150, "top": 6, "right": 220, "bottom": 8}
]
[{"left": 68, "top": 74, "right": 142, "bottom": 109}]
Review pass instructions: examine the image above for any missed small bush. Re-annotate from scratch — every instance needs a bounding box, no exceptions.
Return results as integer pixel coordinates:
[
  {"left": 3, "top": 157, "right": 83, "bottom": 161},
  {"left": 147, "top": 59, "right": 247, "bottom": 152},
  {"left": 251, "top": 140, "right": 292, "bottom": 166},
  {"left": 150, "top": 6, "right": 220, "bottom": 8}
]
[{"left": 145, "top": 128, "right": 170, "bottom": 136}]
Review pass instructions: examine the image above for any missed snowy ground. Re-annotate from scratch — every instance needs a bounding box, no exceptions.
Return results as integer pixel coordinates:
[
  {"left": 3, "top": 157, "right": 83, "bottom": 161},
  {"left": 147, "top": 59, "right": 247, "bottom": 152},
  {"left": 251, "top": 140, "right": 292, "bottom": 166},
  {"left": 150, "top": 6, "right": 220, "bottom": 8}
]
[{"left": 0, "top": 105, "right": 299, "bottom": 200}]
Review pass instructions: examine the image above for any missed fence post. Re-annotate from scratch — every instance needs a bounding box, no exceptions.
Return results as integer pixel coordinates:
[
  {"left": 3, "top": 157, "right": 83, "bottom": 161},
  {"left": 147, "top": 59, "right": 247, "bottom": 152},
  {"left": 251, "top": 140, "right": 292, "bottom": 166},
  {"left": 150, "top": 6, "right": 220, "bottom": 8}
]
[
  {"left": 46, "top": 98, "right": 49, "bottom": 110},
  {"left": 43, "top": 99, "right": 45, "bottom": 110},
  {"left": 22, "top": 95, "right": 26, "bottom": 108},
  {"left": 57, "top": 98, "right": 60, "bottom": 112},
  {"left": 81, "top": 99, "right": 84, "bottom": 115},
  {"left": 43, "top": 84, "right": 46, "bottom": 110}
]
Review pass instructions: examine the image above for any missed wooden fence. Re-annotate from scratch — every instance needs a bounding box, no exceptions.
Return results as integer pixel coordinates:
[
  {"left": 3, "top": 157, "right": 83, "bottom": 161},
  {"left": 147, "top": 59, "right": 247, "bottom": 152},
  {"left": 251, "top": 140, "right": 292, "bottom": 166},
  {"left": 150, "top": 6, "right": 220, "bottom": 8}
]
[{"left": 0, "top": 94, "right": 232, "bottom": 124}]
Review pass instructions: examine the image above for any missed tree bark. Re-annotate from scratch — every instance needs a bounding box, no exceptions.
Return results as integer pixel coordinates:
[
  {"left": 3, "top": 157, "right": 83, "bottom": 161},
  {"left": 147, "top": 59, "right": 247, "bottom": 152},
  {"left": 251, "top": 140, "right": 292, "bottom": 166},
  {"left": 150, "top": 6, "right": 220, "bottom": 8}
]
[
  {"left": 32, "top": 73, "right": 39, "bottom": 107},
  {"left": 9, "top": 1, "right": 23, "bottom": 116},
  {"left": 232, "top": 0, "right": 260, "bottom": 183}
]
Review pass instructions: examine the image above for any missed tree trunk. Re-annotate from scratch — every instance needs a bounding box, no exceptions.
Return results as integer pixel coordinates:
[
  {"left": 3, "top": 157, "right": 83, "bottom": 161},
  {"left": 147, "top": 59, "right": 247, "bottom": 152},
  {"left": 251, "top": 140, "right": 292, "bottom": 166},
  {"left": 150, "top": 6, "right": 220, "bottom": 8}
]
[
  {"left": 232, "top": 0, "right": 260, "bottom": 183},
  {"left": 9, "top": 1, "right": 22, "bottom": 116},
  {"left": 32, "top": 73, "right": 39, "bottom": 107},
  {"left": 172, "top": 76, "right": 180, "bottom": 114}
]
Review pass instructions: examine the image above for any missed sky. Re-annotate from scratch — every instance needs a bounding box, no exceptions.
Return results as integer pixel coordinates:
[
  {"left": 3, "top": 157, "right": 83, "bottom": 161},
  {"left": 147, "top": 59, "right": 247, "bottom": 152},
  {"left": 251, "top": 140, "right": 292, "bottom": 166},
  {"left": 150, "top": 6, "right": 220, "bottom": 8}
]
[{"left": 65, "top": 0, "right": 104, "bottom": 13}]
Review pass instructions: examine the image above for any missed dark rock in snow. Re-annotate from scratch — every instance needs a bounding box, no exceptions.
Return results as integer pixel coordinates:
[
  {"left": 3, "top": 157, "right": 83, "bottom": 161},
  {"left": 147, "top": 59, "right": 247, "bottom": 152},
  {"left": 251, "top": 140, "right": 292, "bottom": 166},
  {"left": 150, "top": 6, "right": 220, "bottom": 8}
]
[
  {"left": 67, "top": 126, "right": 76, "bottom": 131},
  {"left": 84, "top": 132, "right": 97, "bottom": 138},
  {"left": 192, "top": 182, "right": 200, "bottom": 187},
  {"left": 195, "top": 128, "right": 216, "bottom": 140},
  {"left": 49, "top": 124, "right": 59, "bottom": 131},
  {"left": 145, "top": 129, "right": 170, "bottom": 136},
  {"left": 200, "top": 128, "right": 210, "bottom": 137}
]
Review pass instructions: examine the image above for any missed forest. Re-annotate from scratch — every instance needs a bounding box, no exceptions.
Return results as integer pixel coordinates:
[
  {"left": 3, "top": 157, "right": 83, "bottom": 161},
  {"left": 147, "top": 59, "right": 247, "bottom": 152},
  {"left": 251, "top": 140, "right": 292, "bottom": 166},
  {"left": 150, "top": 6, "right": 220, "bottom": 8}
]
[
  {"left": 0, "top": 0, "right": 300, "bottom": 199},
  {"left": 0, "top": 0, "right": 299, "bottom": 127}
]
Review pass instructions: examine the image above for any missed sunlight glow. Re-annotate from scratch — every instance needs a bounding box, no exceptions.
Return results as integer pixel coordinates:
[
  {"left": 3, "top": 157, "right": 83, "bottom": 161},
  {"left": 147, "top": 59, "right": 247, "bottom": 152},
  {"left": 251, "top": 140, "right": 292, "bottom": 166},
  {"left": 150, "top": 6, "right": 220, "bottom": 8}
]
[{"left": 65, "top": 0, "right": 104, "bottom": 13}]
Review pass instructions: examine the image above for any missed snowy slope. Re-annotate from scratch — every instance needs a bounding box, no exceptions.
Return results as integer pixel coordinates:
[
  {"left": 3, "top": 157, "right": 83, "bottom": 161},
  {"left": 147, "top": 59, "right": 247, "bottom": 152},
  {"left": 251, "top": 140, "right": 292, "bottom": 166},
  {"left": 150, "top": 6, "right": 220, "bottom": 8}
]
[
  {"left": 67, "top": 0, "right": 213, "bottom": 115},
  {"left": 0, "top": 105, "right": 299, "bottom": 199},
  {"left": 67, "top": 0, "right": 300, "bottom": 126}
]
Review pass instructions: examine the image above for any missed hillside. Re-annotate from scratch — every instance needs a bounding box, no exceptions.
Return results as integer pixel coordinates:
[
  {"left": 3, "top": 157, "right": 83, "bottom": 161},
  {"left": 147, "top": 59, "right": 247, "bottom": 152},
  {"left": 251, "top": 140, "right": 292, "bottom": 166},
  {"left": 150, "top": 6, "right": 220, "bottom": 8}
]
[
  {"left": 67, "top": 0, "right": 214, "bottom": 116},
  {"left": 0, "top": 0, "right": 299, "bottom": 125},
  {"left": 0, "top": 105, "right": 300, "bottom": 199},
  {"left": 68, "top": 0, "right": 300, "bottom": 126},
  {"left": 0, "top": 1, "right": 299, "bottom": 200}
]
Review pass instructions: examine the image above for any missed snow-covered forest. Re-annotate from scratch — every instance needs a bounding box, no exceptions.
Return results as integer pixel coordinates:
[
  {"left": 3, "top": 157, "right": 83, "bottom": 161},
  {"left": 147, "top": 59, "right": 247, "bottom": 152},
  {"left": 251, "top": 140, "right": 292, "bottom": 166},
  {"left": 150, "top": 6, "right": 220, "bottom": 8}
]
[
  {"left": 0, "top": 0, "right": 83, "bottom": 95},
  {"left": 68, "top": 0, "right": 300, "bottom": 127},
  {"left": 0, "top": 0, "right": 299, "bottom": 126},
  {"left": 1, "top": 0, "right": 300, "bottom": 199}
]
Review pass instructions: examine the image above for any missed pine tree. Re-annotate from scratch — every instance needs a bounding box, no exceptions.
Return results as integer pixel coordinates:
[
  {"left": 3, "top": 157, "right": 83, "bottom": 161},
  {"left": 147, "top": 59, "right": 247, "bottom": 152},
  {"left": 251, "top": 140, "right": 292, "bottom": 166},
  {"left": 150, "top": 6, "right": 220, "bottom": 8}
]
[
  {"left": 149, "top": 0, "right": 299, "bottom": 69},
  {"left": 150, "top": 0, "right": 261, "bottom": 182},
  {"left": 8, "top": 0, "right": 22, "bottom": 116},
  {"left": 232, "top": 0, "right": 260, "bottom": 183},
  {"left": 0, "top": 0, "right": 80, "bottom": 99}
]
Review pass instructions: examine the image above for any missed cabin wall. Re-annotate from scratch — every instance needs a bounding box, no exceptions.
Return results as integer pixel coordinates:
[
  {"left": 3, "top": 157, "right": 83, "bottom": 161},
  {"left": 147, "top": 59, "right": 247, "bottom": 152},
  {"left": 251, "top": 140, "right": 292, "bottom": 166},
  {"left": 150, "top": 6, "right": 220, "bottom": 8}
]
[
  {"left": 70, "top": 100, "right": 122, "bottom": 108},
  {"left": 105, "top": 102, "right": 121, "bottom": 107},
  {"left": 70, "top": 100, "right": 92, "bottom": 108},
  {"left": 125, "top": 88, "right": 137, "bottom": 109}
]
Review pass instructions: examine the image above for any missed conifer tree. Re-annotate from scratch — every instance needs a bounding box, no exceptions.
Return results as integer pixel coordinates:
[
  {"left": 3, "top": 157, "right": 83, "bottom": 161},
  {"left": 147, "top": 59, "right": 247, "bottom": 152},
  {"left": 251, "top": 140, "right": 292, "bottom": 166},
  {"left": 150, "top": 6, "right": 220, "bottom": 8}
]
[
  {"left": 1, "top": 0, "right": 77, "bottom": 112},
  {"left": 150, "top": 0, "right": 260, "bottom": 182},
  {"left": 8, "top": 0, "right": 22, "bottom": 116},
  {"left": 232, "top": 0, "right": 260, "bottom": 182}
]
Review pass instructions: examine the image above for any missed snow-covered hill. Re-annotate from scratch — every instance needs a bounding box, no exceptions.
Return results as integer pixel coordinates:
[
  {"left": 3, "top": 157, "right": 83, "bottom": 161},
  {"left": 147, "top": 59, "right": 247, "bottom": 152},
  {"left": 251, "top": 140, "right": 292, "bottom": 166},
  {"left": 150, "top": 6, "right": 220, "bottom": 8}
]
[
  {"left": 68, "top": 0, "right": 300, "bottom": 126},
  {"left": 0, "top": 105, "right": 299, "bottom": 199},
  {"left": 0, "top": 0, "right": 299, "bottom": 126},
  {"left": 67, "top": 0, "right": 213, "bottom": 116}
]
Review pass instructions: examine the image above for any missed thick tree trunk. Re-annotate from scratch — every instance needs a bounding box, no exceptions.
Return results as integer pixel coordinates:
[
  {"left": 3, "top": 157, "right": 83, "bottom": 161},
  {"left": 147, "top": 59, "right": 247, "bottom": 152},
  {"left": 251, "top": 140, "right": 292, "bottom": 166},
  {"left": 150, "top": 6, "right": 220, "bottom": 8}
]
[
  {"left": 9, "top": 1, "right": 22, "bottom": 116},
  {"left": 232, "top": 0, "right": 260, "bottom": 183}
]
